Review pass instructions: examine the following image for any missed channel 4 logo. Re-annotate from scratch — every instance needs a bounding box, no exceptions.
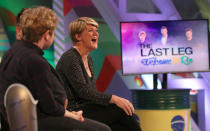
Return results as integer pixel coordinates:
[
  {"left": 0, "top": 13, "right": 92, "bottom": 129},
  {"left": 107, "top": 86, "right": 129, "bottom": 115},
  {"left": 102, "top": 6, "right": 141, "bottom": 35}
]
[{"left": 181, "top": 56, "right": 193, "bottom": 66}]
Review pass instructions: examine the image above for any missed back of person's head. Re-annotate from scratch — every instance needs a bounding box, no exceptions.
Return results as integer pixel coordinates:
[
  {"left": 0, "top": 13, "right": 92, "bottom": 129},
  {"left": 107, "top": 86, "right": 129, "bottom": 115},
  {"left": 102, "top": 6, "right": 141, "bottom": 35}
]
[
  {"left": 16, "top": 8, "right": 29, "bottom": 40},
  {"left": 69, "top": 17, "right": 98, "bottom": 44},
  {"left": 16, "top": 8, "right": 28, "bottom": 26},
  {"left": 19, "top": 6, "right": 58, "bottom": 42}
]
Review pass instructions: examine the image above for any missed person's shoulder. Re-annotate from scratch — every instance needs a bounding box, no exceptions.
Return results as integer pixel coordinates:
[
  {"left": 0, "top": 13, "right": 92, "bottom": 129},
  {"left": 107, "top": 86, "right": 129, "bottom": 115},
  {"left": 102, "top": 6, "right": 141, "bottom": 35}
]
[
  {"left": 23, "top": 52, "right": 46, "bottom": 66},
  {"left": 25, "top": 54, "right": 50, "bottom": 73},
  {"left": 18, "top": 44, "right": 46, "bottom": 67},
  {"left": 166, "top": 36, "right": 175, "bottom": 44},
  {"left": 10, "top": 45, "right": 48, "bottom": 72},
  {"left": 156, "top": 37, "right": 161, "bottom": 42},
  {"left": 56, "top": 48, "right": 81, "bottom": 68},
  {"left": 7, "top": 41, "right": 35, "bottom": 62},
  {"left": 60, "top": 48, "right": 78, "bottom": 59}
]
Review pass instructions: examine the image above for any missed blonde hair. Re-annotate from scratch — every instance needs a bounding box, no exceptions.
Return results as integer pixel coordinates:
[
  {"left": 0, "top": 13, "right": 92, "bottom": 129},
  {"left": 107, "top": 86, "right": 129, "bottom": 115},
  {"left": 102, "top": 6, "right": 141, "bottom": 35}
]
[
  {"left": 69, "top": 17, "right": 98, "bottom": 44},
  {"left": 19, "top": 6, "right": 58, "bottom": 42},
  {"left": 139, "top": 31, "right": 146, "bottom": 36}
]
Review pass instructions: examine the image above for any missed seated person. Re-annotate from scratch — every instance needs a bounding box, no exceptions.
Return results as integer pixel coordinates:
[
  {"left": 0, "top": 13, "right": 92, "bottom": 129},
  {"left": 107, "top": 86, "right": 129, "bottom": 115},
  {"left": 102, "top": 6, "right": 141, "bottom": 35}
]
[
  {"left": 56, "top": 17, "right": 141, "bottom": 131},
  {"left": 0, "top": 8, "right": 29, "bottom": 130},
  {"left": 0, "top": 7, "right": 111, "bottom": 131}
]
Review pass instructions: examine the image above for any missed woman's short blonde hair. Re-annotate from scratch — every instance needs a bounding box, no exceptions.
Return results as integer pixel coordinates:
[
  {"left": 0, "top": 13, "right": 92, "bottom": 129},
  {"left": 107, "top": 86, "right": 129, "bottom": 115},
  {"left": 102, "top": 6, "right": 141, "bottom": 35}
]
[
  {"left": 69, "top": 17, "right": 98, "bottom": 44},
  {"left": 19, "top": 6, "right": 58, "bottom": 42}
]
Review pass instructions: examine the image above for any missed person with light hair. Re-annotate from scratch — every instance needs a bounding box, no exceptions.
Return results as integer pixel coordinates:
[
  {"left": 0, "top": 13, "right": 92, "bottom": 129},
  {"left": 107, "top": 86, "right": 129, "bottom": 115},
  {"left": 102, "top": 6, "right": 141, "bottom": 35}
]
[
  {"left": 56, "top": 17, "right": 141, "bottom": 131},
  {"left": 139, "top": 31, "right": 146, "bottom": 44},
  {"left": 0, "top": 7, "right": 111, "bottom": 131}
]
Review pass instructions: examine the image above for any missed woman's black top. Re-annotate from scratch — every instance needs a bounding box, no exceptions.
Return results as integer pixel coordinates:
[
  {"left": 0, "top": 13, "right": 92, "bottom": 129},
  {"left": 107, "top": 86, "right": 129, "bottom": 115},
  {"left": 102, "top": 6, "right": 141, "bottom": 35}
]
[{"left": 56, "top": 48, "right": 112, "bottom": 111}]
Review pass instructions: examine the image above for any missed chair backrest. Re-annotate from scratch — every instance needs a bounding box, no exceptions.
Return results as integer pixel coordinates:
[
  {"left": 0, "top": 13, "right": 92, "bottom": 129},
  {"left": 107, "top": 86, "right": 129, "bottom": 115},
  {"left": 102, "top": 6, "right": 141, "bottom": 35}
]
[{"left": 4, "top": 83, "right": 38, "bottom": 131}]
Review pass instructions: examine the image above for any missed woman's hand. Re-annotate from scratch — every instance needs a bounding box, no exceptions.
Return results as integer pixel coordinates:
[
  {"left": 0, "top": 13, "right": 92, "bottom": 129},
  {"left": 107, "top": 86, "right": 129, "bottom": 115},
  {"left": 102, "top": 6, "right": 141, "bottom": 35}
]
[
  {"left": 110, "top": 95, "right": 134, "bottom": 116},
  {"left": 64, "top": 110, "right": 85, "bottom": 122}
]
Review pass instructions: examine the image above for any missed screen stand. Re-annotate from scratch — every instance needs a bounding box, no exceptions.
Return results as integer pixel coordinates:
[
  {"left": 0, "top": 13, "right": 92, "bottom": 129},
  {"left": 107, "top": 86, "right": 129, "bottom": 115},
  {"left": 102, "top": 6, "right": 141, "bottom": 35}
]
[
  {"left": 162, "top": 73, "right": 167, "bottom": 89},
  {"left": 153, "top": 73, "right": 168, "bottom": 90},
  {"left": 153, "top": 74, "right": 158, "bottom": 90}
]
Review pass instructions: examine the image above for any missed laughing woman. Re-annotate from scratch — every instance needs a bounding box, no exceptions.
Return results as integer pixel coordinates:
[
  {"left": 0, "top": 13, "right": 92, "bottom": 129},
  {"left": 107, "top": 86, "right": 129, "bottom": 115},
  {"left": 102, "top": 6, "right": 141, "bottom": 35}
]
[{"left": 56, "top": 17, "right": 141, "bottom": 131}]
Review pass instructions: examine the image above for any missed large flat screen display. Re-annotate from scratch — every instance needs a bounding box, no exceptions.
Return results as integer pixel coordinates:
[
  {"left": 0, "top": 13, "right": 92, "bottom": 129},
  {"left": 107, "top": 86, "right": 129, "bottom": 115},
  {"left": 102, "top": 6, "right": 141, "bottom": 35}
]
[{"left": 121, "top": 19, "right": 209, "bottom": 74}]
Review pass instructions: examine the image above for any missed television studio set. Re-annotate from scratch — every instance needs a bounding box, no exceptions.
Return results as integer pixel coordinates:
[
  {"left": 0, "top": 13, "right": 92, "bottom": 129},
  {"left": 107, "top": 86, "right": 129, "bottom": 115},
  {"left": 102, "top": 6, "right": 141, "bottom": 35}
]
[{"left": 0, "top": 0, "right": 210, "bottom": 131}]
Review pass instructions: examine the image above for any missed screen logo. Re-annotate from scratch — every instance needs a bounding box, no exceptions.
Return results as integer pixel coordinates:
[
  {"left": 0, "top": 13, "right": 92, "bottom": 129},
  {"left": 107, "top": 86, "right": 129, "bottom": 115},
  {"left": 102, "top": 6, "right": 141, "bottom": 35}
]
[
  {"left": 181, "top": 56, "right": 193, "bottom": 66},
  {"left": 141, "top": 57, "right": 171, "bottom": 65}
]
